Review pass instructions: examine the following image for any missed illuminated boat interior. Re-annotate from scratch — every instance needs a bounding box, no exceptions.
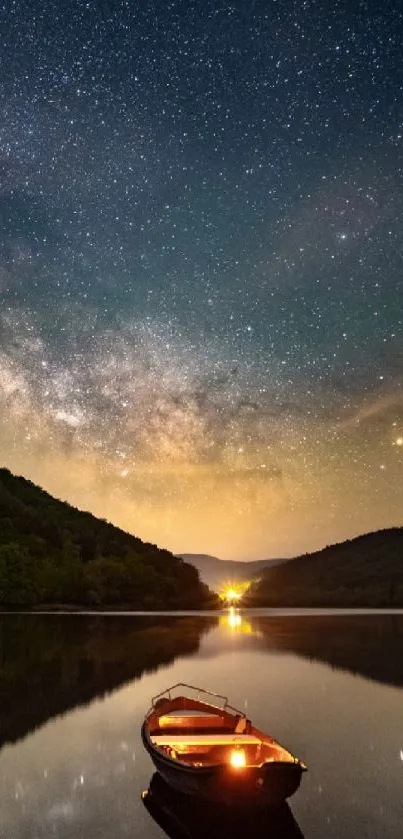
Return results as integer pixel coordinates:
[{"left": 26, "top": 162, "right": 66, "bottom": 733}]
[{"left": 145, "top": 688, "right": 300, "bottom": 769}]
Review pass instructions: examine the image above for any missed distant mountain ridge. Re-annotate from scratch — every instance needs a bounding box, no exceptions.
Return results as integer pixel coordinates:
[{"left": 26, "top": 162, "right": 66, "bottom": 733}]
[{"left": 177, "top": 553, "right": 289, "bottom": 591}]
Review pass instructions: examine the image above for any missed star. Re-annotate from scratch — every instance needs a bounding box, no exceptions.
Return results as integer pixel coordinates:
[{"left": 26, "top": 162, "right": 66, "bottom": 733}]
[{"left": 0, "top": 0, "right": 402, "bottom": 559}]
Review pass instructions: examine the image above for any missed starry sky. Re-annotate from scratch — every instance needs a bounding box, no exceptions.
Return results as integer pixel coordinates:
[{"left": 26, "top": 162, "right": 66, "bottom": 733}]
[{"left": 1, "top": 0, "right": 403, "bottom": 560}]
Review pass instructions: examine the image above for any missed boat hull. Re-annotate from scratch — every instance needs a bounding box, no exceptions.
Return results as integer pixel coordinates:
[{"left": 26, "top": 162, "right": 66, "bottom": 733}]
[{"left": 141, "top": 722, "right": 304, "bottom": 807}]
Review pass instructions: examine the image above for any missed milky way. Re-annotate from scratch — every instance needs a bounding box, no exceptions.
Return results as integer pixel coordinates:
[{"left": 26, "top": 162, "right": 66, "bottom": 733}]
[{"left": 1, "top": 0, "right": 403, "bottom": 559}]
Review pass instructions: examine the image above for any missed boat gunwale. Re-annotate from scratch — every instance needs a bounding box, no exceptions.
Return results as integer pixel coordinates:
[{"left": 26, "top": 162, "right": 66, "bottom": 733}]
[{"left": 147, "top": 682, "right": 246, "bottom": 720}]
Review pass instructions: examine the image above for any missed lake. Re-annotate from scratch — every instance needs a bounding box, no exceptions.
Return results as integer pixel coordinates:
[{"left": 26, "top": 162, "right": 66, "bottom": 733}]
[{"left": 0, "top": 610, "right": 402, "bottom": 838}]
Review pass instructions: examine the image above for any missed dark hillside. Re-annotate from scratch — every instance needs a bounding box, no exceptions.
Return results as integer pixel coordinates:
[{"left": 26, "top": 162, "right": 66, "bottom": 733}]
[
  {"left": 250, "top": 529, "right": 403, "bottom": 607},
  {"left": 0, "top": 468, "right": 215, "bottom": 609}
]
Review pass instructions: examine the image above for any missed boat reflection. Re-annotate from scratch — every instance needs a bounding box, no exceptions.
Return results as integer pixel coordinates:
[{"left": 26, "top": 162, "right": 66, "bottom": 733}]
[{"left": 142, "top": 772, "right": 306, "bottom": 839}]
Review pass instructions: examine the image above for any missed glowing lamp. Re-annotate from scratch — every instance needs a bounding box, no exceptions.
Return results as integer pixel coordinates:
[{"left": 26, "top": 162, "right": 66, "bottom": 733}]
[
  {"left": 230, "top": 748, "right": 246, "bottom": 768},
  {"left": 225, "top": 588, "right": 241, "bottom": 601}
]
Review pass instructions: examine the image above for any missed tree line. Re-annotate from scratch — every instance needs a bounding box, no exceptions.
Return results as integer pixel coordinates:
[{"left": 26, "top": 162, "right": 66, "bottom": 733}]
[
  {"left": 248, "top": 528, "right": 403, "bottom": 607},
  {"left": 0, "top": 469, "right": 216, "bottom": 608}
]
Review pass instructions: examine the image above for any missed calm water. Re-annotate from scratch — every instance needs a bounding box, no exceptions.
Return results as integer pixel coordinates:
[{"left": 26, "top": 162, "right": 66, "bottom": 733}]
[{"left": 1, "top": 610, "right": 403, "bottom": 838}]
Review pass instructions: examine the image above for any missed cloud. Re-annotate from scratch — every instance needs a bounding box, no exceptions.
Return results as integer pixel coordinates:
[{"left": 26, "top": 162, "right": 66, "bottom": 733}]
[{"left": 338, "top": 392, "right": 403, "bottom": 430}]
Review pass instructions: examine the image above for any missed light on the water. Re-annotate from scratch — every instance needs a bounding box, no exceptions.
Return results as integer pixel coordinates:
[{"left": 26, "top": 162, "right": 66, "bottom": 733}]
[{"left": 228, "top": 608, "right": 242, "bottom": 628}]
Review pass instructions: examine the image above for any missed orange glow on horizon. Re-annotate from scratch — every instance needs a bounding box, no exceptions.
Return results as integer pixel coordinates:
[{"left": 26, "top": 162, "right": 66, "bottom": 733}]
[
  {"left": 219, "top": 580, "right": 251, "bottom": 603},
  {"left": 225, "top": 587, "right": 241, "bottom": 601}
]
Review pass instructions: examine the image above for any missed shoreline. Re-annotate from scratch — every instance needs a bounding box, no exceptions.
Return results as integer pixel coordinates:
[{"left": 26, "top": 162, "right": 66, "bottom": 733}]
[{"left": 2, "top": 606, "right": 403, "bottom": 616}]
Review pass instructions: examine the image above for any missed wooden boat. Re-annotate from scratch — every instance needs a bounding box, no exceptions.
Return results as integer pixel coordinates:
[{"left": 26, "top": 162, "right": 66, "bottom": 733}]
[
  {"left": 142, "top": 771, "right": 306, "bottom": 839},
  {"left": 141, "top": 683, "right": 307, "bottom": 807}
]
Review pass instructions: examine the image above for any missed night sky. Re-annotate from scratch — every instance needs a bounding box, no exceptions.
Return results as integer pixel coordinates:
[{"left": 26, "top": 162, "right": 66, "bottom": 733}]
[{"left": 1, "top": 0, "right": 403, "bottom": 560}]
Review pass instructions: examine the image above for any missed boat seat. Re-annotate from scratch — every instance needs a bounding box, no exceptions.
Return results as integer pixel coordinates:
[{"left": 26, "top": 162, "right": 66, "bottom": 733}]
[
  {"left": 158, "top": 714, "right": 226, "bottom": 729},
  {"left": 151, "top": 734, "right": 261, "bottom": 746}
]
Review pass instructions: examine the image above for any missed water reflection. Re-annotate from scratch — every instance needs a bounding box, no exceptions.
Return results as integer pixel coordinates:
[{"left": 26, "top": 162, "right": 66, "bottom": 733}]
[
  {"left": 1, "top": 611, "right": 403, "bottom": 839},
  {"left": 142, "top": 772, "right": 305, "bottom": 839},
  {"left": 0, "top": 613, "right": 215, "bottom": 751},
  {"left": 219, "top": 607, "right": 259, "bottom": 635},
  {"left": 214, "top": 610, "right": 403, "bottom": 687},
  {"left": 250, "top": 613, "right": 403, "bottom": 688},
  {"left": 1, "top": 610, "right": 403, "bottom": 759}
]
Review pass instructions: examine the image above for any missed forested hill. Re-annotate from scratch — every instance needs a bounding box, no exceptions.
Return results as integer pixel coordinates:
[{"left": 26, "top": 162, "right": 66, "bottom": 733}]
[
  {"left": 249, "top": 528, "right": 403, "bottom": 607},
  {"left": 0, "top": 468, "right": 215, "bottom": 609}
]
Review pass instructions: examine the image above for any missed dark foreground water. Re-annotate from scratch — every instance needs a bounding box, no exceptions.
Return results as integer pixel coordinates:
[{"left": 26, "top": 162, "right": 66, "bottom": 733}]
[{"left": 0, "top": 610, "right": 403, "bottom": 838}]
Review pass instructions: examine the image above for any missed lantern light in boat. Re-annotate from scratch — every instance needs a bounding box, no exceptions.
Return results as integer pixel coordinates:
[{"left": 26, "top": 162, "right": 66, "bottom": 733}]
[{"left": 230, "top": 748, "right": 246, "bottom": 768}]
